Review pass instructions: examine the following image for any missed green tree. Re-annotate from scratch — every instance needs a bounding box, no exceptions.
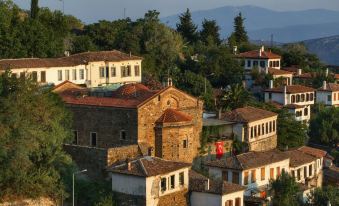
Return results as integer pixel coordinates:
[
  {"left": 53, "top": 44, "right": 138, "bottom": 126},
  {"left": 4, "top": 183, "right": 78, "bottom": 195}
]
[
  {"left": 0, "top": 71, "right": 73, "bottom": 200},
  {"left": 200, "top": 19, "right": 221, "bottom": 45},
  {"left": 271, "top": 171, "right": 300, "bottom": 206},
  {"left": 306, "top": 186, "right": 339, "bottom": 206},
  {"left": 229, "top": 13, "right": 249, "bottom": 45},
  {"left": 176, "top": 8, "right": 198, "bottom": 44},
  {"left": 71, "top": 35, "right": 96, "bottom": 53},
  {"left": 309, "top": 107, "right": 339, "bottom": 147},
  {"left": 30, "top": 0, "right": 39, "bottom": 19},
  {"left": 218, "top": 84, "right": 252, "bottom": 111}
]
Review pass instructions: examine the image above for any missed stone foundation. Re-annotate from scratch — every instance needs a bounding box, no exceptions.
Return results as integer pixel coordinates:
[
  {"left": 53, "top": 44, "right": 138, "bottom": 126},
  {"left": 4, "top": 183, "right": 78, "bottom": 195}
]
[{"left": 249, "top": 135, "right": 277, "bottom": 152}]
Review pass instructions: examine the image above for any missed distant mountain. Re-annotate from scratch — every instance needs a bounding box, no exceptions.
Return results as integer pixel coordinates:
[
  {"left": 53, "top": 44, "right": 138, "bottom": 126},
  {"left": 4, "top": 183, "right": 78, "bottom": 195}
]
[
  {"left": 161, "top": 6, "right": 339, "bottom": 43},
  {"left": 303, "top": 35, "right": 339, "bottom": 66}
]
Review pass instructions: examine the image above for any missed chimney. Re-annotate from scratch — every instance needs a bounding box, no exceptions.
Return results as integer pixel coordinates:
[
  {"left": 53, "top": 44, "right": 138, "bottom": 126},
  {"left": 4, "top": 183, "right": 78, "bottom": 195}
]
[
  {"left": 261, "top": 45, "right": 265, "bottom": 52},
  {"left": 325, "top": 68, "right": 329, "bottom": 77},
  {"left": 269, "top": 80, "right": 274, "bottom": 89},
  {"left": 323, "top": 81, "right": 327, "bottom": 90},
  {"left": 233, "top": 46, "right": 238, "bottom": 55},
  {"left": 283, "top": 85, "right": 287, "bottom": 105},
  {"left": 129, "top": 51, "right": 132, "bottom": 57},
  {"left": 167, "top": 78, "right": 173, "bottom": 87},
  {"left": 64, "top": 51, "right": 70, "bottom": 57},
  {"left": 204, "top": 179, "right": 210, "bottom": 191},
  {"left": 297, "top": 69, "right": 302, "bottom": 75},
  {"left": 126, "top": 158, "right": 131, "bottom": 171}
]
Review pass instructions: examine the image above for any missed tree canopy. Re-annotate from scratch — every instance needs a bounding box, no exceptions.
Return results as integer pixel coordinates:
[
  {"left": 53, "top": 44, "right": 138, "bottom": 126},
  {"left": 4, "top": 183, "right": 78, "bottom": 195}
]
[
  {"left": 271, "top": 171, "right": 301, "bottom": 206},
  {"left": 200, "top": 19, "right": 221, "bottom": 45},
  {"left": 228, "top": 12, "right": 249, "bottom": 46},
  {"left": 176, "top": 8, "right": 198, "bottom": 44}
]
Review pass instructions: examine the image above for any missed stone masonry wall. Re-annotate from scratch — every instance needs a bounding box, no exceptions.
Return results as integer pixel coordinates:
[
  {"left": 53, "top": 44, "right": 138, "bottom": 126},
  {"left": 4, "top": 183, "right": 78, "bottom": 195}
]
[
  {"left": 157, "top": 188, "right": 189, "bottom": 206},
  {"left": 249, "top": 134, "right": 277, "bottom": 152}
]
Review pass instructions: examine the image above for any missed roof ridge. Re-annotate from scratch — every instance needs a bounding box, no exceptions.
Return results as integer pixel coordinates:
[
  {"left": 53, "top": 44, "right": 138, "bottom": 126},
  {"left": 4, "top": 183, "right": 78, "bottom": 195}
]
[{"left": 139, "top": 159, "right": 148, "bottom": 176}]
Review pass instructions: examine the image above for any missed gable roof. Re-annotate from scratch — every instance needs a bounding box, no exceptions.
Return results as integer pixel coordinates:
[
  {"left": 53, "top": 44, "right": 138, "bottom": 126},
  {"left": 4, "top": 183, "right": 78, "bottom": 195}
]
[
  {"left": 237, "top": 50, "right": 281, "bottom": 59},
  {"left": 0, "top": 50, "right": 142, "bottom": 70},
  {"left": 222, "top": 106, "right": 277, "bottom": 123},
  {"left": 318, "top": 83, "right": 339, "bottom": 92},
  {"left": 265, "top": 85, "right": 315, "bottom": 94},
  {"left": 285, "top": 149, "right": 317, "bottom": 167},
  {"left": 156, "top": 108, "right": 193, "bottom": 123},
  {"left": 297, "top": 146, "right": 327, "bottom": 158},
  {"left": 108, "top": 156, "right": 191, "bottom": 177},
  {"left": 268, "top": 68, "right": 293, "bottom": 76},
  {"left": 205, "top": 149, "right": 289, "bottom": 170}
]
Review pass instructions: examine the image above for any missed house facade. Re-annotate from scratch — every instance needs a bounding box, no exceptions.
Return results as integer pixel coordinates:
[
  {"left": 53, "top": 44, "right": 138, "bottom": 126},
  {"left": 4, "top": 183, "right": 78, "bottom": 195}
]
[
  {"left": 265, "top": 84, "right": 315, "bottom": 123},
  {"left": 316, "top": 81, "right": 339, "bottom": 107},
  {"left": 0, "top": 50, "right": 142, "bottom": 87},
  {"left": 222, "top": 106, "right": 278, "bottom": 152},
  {"left": 237, "top": 46, "right": 281, "bottom": 70},
  {"left": 54, "top": 81, "right": 203, "bottom": 163}
]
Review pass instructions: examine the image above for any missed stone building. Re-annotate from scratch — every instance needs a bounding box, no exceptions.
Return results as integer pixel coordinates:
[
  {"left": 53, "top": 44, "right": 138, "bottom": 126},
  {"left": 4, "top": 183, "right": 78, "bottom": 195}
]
[
  {"left": 221, "top": 106, "right": 278, "bottom": 152},
  {"left": 55, "top": 81, "right": 203, "bottom": 163}
]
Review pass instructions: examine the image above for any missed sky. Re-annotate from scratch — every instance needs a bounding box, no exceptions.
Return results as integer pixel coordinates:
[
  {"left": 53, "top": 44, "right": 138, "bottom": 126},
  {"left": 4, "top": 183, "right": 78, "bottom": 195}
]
[{"left": 13, "top": 0, "right": 339, "bottom": 23}]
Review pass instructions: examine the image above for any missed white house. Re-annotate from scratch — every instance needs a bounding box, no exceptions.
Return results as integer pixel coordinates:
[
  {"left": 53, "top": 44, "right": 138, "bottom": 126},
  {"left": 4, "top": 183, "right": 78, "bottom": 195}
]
[
  {"left": 190, "top": 170, "right": 246, "bottom": 206},
  {"left": 0, "top": 50, "right": 142, "bottom": 88},
  {"left": 222, "top": 106, "right": 278, "bottom": 152},
  {"left": 237, "top": 46, "right": 281, "bottom": 70},
  {"left": 316, "top": 81, "right": 339, "bottom": 107},
  {"left": 108, "top": 156, "right": 191, "bottom": 206},
  {"left": 265, "top": 84, "right": 315, "bottom": 123},
  {"left": 205, "top": 150, "right": 290, "bottom": 199}
]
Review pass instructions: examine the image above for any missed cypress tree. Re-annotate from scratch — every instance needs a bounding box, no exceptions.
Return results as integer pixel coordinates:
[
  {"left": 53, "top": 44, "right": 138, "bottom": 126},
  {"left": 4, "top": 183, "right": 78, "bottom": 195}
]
[
  {"left": 30, "top": 0, "right": 39, "bottom": 19},
  {"left": 231, "top": 12, "right": 249, "bottom": 44},
  {"left": 176, "top": 8, "right": 198, "bottom": 44},
  {"left": 200, "top": 19, "right": 221, "bottom": 45}
]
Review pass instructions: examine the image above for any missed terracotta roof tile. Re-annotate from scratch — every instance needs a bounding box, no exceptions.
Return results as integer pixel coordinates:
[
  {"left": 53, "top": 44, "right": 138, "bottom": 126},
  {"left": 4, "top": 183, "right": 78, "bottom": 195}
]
[
  {"left": 222, "top": 106, "right": 277, "bottom": 123},
  {"left": 318, "top": 83, "right": 339, "bottom": 92},
  {"left": 237, "top": 50, "right": 281, "bottom": 59},
  {"left": 205, "top": 149, "right": 289, "bottom": 170},
  {"left": 0, "top": 50, "right": 142, "bottom": 70},
  {"left": 297, "top": 146, "right": 327, "bottom": 158},
  {"left": 335, "top": 74, "right": 339, "bottom": 79},
  {"left": 156, "top": 108, "right": 193, "bottom": 123},
  {"left": 268, "top": 68, "right": 293, "bottom": 76},
  {"left": 285, "top": 150, "right": 317, "bottom": 167},
  {"left": 108, "top": 156, "right": 191, "bottom": 177},
  {"left": 265, "top": 85, "right": 315, "bottom": 94}
]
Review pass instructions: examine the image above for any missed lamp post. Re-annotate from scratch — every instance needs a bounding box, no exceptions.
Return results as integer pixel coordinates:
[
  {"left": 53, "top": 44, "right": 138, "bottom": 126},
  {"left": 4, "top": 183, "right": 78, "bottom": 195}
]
[
  {"left": 204, "top": 73, "right": 215, "bottom": 94},
  {"left": 73, "top": 169, "right": 87, "bottom": 206}
]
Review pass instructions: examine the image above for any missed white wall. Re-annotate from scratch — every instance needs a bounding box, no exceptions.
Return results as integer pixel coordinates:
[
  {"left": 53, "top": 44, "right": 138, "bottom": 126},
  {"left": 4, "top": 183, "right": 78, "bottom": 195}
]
[
  {"left": 317, "top": 91, "right": 339, "bottom": 106},
  {"left": 111, "top": 173, "right": 146, "bottom": 196},
  {"left": 221, "top": 190, "right": 245, "bottom": 206},
  {"left": 190, "top": 192, "right": 222, "bottom": 206}
]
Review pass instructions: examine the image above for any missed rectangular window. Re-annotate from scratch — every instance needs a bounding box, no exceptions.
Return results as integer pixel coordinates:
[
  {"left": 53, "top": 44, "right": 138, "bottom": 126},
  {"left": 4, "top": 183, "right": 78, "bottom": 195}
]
[
  {"left": 170, "top": 175, "right": 175, "bottom": 189},
  {"left": 244, "top": 171, "right": 249, "bottom": 185},
  {"left": 269, "top": 121, "right": 272, "bottom": 133},
  {"left": 179, "top": 172, "right": 184, "bottom": 186},
  {"left": 235, "top": 198, "right": 241, "bottom": 206},
  {"left": 90, "top": 132, "right": 97, "bottom": 147},
  {"left": 273, "top": 120, "right": 276, "bottom": 132},
  {"left": 20, "top": 72, "right": 25, "bottom": 79},
  {"left": 73, "top": 130, "right": 78, "bottom": 144},
  {"left": 79, "top": 69, "right": 84, "bottom": 80},
  {"left": 232, "top": 172, "right": 239, "bottom": 184},
  {"left": 266, "top": 122, "right": 269, "bottom": 134},
  {"left": 183, "top": 139, "right": 187, "bottom": 148},
  {"left": 111, "top": 67, "right": 116, "bottom": 77},
  {"left": 261, "top": 167, "right": 265, "bottom": 180},
  {"left": 58, "top": 70, "right": 62, "bottom": 81},
  {"left": 225, "top": 200, "right": 233, "bottom": 206},
  {"left": 254, "top": 126, "right": 257, "bottom": 137},
  {"left": 276, "top": 167, "right": 280, "bottom": 178},
  {"left": 253, "top": 61, "right": 258, "bottom": 66},
  {"left": 65, "top": 70, "right": 70, "bottom": 80},
  {"left": 31, "top": 71, "right": 38, "bottom": 82},
  {"left": 161, "top": 178, "right": 167, "bottom": 192},
  {"left": 247, "top": 60, "right": 251, "bottom": 67},
  {"left": 222, "top": 170, "right": 228, "bottom": 182},
  {"left": 134, "top": 65, "right": 140, "bottom": 76},
  {"left": 297, "top": 169, "right": 301, "bottom": 181},
  {"left": 250, "top": 127, "right": 253, "bottom": 138},
  {"left": 251, "top": 169, "right": 256, "bottom": 183},
  {"left": 99, "top": 67, "right": 105, "bottom": 78},
  {"left": 309, "top": 164, "right": 312, "bottom": 176},
  {"left": 262, "top": 124, "right": 265, "bottom": 135},
  {"left": 270, "top": 168, "right": 274, "bottom": 179},
  {"left": 106, "top": 66, "right": 109, "bottom": 78},
  {"left": 269, "top": 93, "right": 272, "bottom": 100},
  {"left": 304, "top": 166, "right": 307, "bottom": 178},
  {"left": 72, "top": 69, "right": 77, "bottom": 80},
  {"left": 121, "top": 66, "right": 126, "bottom": 77},
  {"left": 40, "top": 71, "right": 46, "bottom": 83},
  {"left": 120, "top": 130, "right": 127, "bottom": 140},
  {"left": 258, "top": 125, "right": 261, "bottom": 136},
  {"left": 260, "top": 61, "right": 265, "bottom": 68},
  {"left": 127, "top": 65, "right": 131, "bottom": 76},
  {"left": 328, "top": 95, "right": 332, "bottom": 101}
]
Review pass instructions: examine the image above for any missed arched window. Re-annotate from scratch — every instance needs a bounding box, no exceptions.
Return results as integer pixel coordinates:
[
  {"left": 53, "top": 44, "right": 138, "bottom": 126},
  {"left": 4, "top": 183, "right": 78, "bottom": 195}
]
[
  {"left": 296, "top": 94, "right": 300, "bottom": 103},
  {"left": 306, "top": 93, "right": 310, "bottom": 101},
  {"left": 301, "top": 94, "right": 305, "bottom": 102},
  {"left": 291, "top": 95, "right": 296, "bottom": 103},
  {"left": 310, "top": 93, "right": 314, "bottom": 101}
]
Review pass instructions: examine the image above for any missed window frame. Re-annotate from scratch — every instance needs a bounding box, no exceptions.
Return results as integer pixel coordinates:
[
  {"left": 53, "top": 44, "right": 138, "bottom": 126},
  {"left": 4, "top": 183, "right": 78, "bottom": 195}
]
[{"left": 90, "top": 132, "right": 97, "bottom": 147}]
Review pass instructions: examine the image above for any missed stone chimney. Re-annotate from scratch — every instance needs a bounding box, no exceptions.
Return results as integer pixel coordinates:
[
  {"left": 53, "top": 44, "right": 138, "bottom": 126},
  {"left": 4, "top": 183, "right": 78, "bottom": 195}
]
[
  {"left": 233, "top": 46, "right": 238, "bottom": 55},
  {"left": 204, "top": 179, "right": 210, "bottom": 191},
  {"left": 64, "top": 51, "right": 70, "bottom": 57},
  {"left": 167, "top": 78, "right": 173, "bottom": 87},
  {"left": 323, "top": 81, "right": 327, "bottom": 90},
  {"left": 283, "top": 85, "right": 287, "bottom": 105},
  {"left": 259, "top": 45, "right": 265, "bottom": 57},
  {"left": 269, "top": 80, "right": 274, "bottom": 89},
  {"left": 297, "top": 69, "right": 302, "bottom": 75},
  {"left": 129, "top": 51, "right": 132, "bottom": 57}
]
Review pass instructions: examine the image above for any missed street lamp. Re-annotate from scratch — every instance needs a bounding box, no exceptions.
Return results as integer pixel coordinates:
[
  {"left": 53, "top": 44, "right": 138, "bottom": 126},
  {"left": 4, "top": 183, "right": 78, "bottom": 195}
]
[
  {"left": 204, "top": 73, "right": 215, "bottom": 94},
  {"left": 73, "top": 169, "right": 87, "bottom": 206}
]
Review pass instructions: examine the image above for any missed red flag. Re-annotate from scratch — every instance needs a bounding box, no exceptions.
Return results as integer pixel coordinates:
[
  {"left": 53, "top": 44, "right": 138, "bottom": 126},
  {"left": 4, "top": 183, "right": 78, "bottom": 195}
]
[{"left": 215, "top": 141, "right": 223, "bottom": 159}]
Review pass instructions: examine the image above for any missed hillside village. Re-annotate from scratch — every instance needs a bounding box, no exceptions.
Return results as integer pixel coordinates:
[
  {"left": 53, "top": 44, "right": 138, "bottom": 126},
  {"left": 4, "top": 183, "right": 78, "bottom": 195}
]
[{"left": 0, "top": 1, "right": 338, "bottom": 206}]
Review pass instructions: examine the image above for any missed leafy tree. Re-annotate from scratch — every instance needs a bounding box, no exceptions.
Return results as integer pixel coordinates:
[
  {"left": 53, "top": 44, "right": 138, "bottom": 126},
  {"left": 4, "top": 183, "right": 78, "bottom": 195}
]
[
  {"left": 309, "top": 107, "right": 339, "bottom": 147},
  {"left": 229, "top": 13, "right": 249, "bottom": 45},
  {"left": 0, "top": 71, "right": 73, "bottom": 200},
  {"left": 176, "top": 8, "right": 198, "bottom": 44},
  {"left": 71, "top": 35, "right": 96, "bottom": 53},
  {"left": 271, "top": 171, "right": 301, "bottom": 206},
  {"left": 306, "top": 186, "right": 339, "bottom": 206},
  {"left": 30, "top": 0, "right": 39, "bottom": 19},
  {"left": 218, "top": 84, "right": 252, "bottom": 111},
  {"left": 200, "top": 19, "right": 221, "bottom": 45}
]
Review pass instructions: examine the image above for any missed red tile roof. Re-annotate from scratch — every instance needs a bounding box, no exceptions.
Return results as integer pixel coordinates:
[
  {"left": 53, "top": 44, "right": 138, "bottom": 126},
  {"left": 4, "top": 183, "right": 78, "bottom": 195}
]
[
  {"left": 265, "top": 85, "right": 315, "bottom": 94},
  {"left": 156, "top": 108, "right": 193, "bottom": 123},
  {"left": 268, "top": 68, "right": 293, "bottom": 76},
  {"left": 335, "top": 74, "right": 339, "bottom": 79},
  {"left": 237, "top": 50, "right": 281, "bottom": 59},
  {"left": 0, "top": 50, "right": 142, "bottom": 70},
  {"left": 281, "top": 66, "right": 300, "bottom": 74},
  {"left": 318, "top": 83, "right": 339, "bottom": 92},
  {"left": 297, "top": 146, "right": 327, "bottom": 158},
  {"left": 222, "top": 106, "right": 277, "bottom": 123},
  {"left": 285, "top": 150, "right": 317, "bottom": 167},
  {"left": 268, "top": 101, "right": 304, "bottom": 109},
  {"left": 108, "top": 156, "right": 191, "bottom": 177}
]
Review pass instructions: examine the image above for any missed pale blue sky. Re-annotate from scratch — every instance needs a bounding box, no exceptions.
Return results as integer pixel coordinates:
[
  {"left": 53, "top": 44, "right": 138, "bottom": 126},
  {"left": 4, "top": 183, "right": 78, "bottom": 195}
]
[{"left": 13, "top": 0, "right": 339, "bottom": 23}]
